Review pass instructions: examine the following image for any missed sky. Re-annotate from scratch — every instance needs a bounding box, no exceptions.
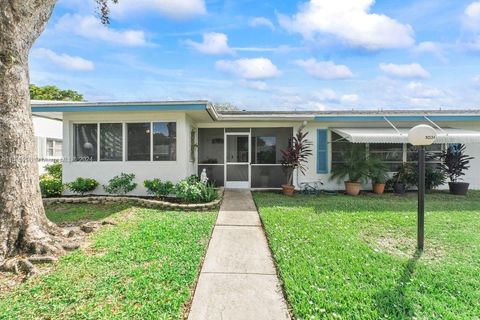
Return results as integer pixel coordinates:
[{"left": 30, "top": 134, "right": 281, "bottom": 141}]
[{"left": 29, "top": 0, "right": 480, "bottom": 111}]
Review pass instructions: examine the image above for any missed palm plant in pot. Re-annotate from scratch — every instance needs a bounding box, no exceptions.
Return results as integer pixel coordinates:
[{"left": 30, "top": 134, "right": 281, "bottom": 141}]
[
  {"left": 280, "top": 128, "right": 313, "bottom": 196},
  {"left": 390, "top": 162, "right": 410, "bottom": 194},
  {"left": 329, "top": 144, "right": 371, "bottom": 196},
  {"left": 439, "top": 144, "right": 474, "bottom": 195},
  {"left": 368, "top": 156, "right": 389, "bottom": 194}
]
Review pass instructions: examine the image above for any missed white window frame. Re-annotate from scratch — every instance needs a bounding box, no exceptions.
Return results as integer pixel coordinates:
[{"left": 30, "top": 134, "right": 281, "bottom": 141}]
[{"left": 72, "top": 120, "right": 178, "bottom": 163}]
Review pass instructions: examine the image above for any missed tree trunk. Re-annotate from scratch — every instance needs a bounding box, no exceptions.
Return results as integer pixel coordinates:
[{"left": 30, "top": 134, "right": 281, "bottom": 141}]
[{"left": 0, "top": 0, "right": 67, "bottom": 269}]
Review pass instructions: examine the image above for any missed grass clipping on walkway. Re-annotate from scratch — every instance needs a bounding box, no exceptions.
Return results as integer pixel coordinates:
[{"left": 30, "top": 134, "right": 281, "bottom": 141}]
[
  {"left": 254, "top": 191, "right": 480, "bottom": 319},
  {"left": 0, "top": 206, "right": 216, "bottom": 319}
]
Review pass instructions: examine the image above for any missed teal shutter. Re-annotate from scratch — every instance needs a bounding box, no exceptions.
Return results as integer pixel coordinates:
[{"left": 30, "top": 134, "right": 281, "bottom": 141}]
[{"left": 317, "top": 129, "right": 328, "bottom": 173}]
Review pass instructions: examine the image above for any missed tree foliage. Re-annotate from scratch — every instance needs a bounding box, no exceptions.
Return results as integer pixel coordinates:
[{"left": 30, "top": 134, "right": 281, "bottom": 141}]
[{"left": 30, "top": 84, "right": 83, "bottom": 101}]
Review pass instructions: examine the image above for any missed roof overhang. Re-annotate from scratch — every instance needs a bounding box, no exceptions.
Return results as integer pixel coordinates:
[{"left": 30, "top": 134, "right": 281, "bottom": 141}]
[{"left": 332, "top": 128, "right": 480, "bottom": 144}]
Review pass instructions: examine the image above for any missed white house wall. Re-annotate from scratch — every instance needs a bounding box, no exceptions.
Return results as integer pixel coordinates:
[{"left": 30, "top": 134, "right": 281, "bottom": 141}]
[
  {"left": 33, "top": 116, "right": 63, "bottom": 174},
  {"left": 62, "top": 111, "right": 192, "bottom": 196},
  {"left": 299, "top": 121, "right": 480, "bottom": 191}
]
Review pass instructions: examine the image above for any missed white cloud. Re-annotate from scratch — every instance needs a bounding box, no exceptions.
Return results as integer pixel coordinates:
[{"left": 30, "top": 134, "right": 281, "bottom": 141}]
[
  {"left": 215, "top": 58, "right": 281, "bottom": 79},
  {"left": 239, "top": 80, "right": 268, "bottom": 90},
  {"left": 341, "top": 94, "right": 359, "bottom": 103},
  {"left": 413, "top": 42, "right": 448, "bottom": 63},
  {"left": 464, "top": 1, "right": 480, "bottom": 31},
  {"left": 110, "top": 0, "right": 206, "bottom": 20},
  {"left": 32, "top": 48, "right": 94, "bottom": 71},
  {"left": 185, "top": 33, "right": 235, "bottom": 55},
  {"left": 379, "top": 63, "right": 430, "bottom": 78},
  {"left": 249, "top": 17, "right": 275, "bottom": 31},
  {"left": 55, "top": 14, "right": 149, "bottom": 47},
  {"left": 278, "top": 0, "right": 414, "bottom": 50},
  {"left": 294, "top": 59, "right": 353, "bottom": 79}
]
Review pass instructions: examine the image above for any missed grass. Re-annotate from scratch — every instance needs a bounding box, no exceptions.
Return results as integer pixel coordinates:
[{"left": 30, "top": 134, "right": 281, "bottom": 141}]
[
  {"left": 45, "top": 203, "right": 131, "bottom": 224},
  {"left": 0, "top": 204, "right": 217, "bottom": 319},
  {"left": 253, "top": 191, "right": 480, "bottom": 319}
]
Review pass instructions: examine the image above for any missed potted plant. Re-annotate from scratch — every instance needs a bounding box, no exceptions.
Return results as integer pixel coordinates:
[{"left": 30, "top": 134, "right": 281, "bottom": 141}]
[
  {"left": 440, "top": 144, "right": 474, "bottom": 195},
  {"left": 329, "top": 144, "right": 371, "bottom": 196},
  {"left": 368, "top": 156, "right": 389, "bottom": 194},
  {"left": 280, "top": 128, "right": 313, "bottom": 196},
  {"left": 391, "top": 162, "right": 409, "bottom": 194}
]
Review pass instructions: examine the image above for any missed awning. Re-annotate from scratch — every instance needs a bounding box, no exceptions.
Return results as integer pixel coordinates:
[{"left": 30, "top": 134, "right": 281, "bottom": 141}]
[{"left": 332, "top": 128, "right": 480, "bottom": 144}]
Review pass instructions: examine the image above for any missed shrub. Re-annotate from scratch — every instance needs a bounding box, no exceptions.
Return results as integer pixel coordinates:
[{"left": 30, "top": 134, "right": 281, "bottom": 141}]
[
  {"left": 40, "top": 174, "right": 63, "bottom": 197},
  {"left": 175, "top": 179, "right": 203, "bottom": 203},
  {"left": 440, "top": 144, "right": 474, "bottom": 182},
  {"left": 201, "top": 183, "right": 219, "bottom": 203},
  {"left": 67, "top": 177, "right": 99, "bottom": 195},
  {"left": 103, "top": 173, "right": 137, "bottom": 195},
  {"left": 144, "top": 179, "right": 174, "bottom": 198},
  {"left": 44, "top": 162, "right": 62, "bottom": 179},
  {"left": 174, "top": 178, "right": 218, "bottom": 203}
]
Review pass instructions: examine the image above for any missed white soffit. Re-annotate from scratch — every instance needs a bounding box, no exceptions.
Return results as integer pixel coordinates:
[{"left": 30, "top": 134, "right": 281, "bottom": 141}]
[{"left": 332, "top": 128, "right": 480, "bottom": 144}]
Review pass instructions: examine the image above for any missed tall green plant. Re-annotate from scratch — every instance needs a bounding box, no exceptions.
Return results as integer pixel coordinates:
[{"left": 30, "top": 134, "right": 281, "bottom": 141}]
[
  {"left": 281, "top": 128, "right": 313, "bottom": 186},
  {"left": 440, "top": 144, "right": 474, "bottom": 182},
  {"left": 368, "top": 156, "right": 389, "bottom": 183},
  {"left": 330, "top": 144, "right": 371, "bottom": 183}
]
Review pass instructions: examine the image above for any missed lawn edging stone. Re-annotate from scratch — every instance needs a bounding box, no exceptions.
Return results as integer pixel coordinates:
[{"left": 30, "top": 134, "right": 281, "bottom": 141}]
[{"left": 42, "top": 188, "right": 224, "bottom": 211}]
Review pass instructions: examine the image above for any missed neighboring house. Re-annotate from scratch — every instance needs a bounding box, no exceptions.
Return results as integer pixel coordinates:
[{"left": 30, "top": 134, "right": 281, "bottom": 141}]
[
  {"left": 31, "top": 101, "right": 480, "bottom": 194},
  {"left": 33, "top": 115, "right": 63, "bottom": 174}
]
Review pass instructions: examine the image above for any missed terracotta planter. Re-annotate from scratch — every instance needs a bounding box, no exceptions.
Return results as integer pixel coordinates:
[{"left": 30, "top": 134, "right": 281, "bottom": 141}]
[
  {"left": 344, "top": 181, "right": 361, "bottom": 196},
  {"left": 281, "top": 184, "right": 295, "bottom": 196},
  {"left": 448, "top": 182, "right": 469, "bottom": 195},
  {"left": 372, "top": 183, "right": 385, "bottom": 195}
]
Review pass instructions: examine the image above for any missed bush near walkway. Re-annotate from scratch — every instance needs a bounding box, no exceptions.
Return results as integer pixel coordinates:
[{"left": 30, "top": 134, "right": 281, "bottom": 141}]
[{"left": 254, "top": 191, "right": 480, "bottom": 319}]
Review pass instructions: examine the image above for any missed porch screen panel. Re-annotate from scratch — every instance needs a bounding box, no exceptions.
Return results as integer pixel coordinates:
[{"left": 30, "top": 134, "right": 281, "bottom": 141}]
[
  {"left": 100, "top": 123, "right": 123, "bottom": 161},
  {"left": 127, "top": 123, "right": 151, "bottom": 161},
  {"left": 73, "top": 123, "right": 98, "bottom": 161},
  {"left": 198, "top": 165, "right": 224, "bottom": 187},
  {"left": 251, "top": 127, "right": 292, "bottom": 188},
  {"left": 251, "top": 166, "right": 287, "bottom": 188},
  {"left": 198, "top": 128, "right": 224, "bottom": 164}
]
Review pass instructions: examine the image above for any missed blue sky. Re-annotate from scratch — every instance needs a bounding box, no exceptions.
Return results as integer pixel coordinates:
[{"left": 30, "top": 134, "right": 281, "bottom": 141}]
[{"left": 30, "top": 0, "right": 480, "bottom": 110}]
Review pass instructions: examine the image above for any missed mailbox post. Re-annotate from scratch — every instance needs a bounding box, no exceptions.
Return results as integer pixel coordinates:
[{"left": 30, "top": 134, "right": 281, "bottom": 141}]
[{"left": 408, "top": 125, "right": 437, "bottom": 250}]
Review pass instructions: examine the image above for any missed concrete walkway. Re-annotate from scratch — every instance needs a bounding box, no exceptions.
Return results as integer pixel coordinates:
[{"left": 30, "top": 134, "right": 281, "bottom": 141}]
[{"left": 188, "top": 190, "right": 290, "bottom": 320}]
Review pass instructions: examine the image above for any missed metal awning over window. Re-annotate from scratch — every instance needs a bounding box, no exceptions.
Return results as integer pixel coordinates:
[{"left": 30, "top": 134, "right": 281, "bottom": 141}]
[{"left": 331, "top": 128, "right": 480, "bottom": 144}]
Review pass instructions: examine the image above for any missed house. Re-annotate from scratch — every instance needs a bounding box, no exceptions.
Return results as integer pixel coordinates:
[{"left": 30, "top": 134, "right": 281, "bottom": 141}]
[
  {"left": 33, "top": 115, "right": 63, "bottom": 174},
  {"left": 31, "top": 101, "right": 480, "bottom": 194}
]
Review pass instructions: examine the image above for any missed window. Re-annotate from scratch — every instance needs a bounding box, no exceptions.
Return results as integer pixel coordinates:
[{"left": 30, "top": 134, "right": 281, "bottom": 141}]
[
  {"left": 251, "top": 128, "right": 291, "bottom": 164},
  {"left": 46, "top": 139, "right": 62, "bottom": 157},
  {"left": 127, "top": 123, "right": 151, "bottom": 161},
  {"left": 407, "top": 144, "right": 444, "bottom": 166},
  {"left": 100, "top": 123, "right": 123, "bottom": 161},
  {"left": 74, "top": 124, "right": 97, "bottom": 161},
  {"left": 153, "top": 122, "right": 176, "bottom": 161},
  {"left": 369, "top": 143, "right": 403, "bottom": 171},
  {"left": 331, "top": 132, "right": 367, "bottom": 170}
]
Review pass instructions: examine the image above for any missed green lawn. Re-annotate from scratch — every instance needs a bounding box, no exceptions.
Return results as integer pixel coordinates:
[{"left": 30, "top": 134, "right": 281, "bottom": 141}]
[
  {"left": 253, "top": 191, "right": 480, "bottom": 319},
  {"left": 45, "top": 202, "right": 131, "bottom": 224},
  {"left": 0, "top": 204, "right": 217, "bottom": 319}
]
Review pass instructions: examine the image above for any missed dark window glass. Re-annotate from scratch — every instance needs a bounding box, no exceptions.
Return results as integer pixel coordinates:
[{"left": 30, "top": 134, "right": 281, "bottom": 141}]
[
  {"left": 407, "top": 144, "right": 443, "bottom": 164},
  {"left": 331, "top": 132, "right": 367, "bottom": 165},
  {"left": 127, "top": 123, "right": 151, "bottom": 161},
  {"left": 100, "top": 123, "right": 123, "bottom": 161},
  {"left": 153, "top": 122, "right": 176, "bottom": 161},
  {"left": 74, "top": 124, "right": 97, "bottom": 161},
  {"left": 369, "top": 143, "right": 403, "bottom": 172}
]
